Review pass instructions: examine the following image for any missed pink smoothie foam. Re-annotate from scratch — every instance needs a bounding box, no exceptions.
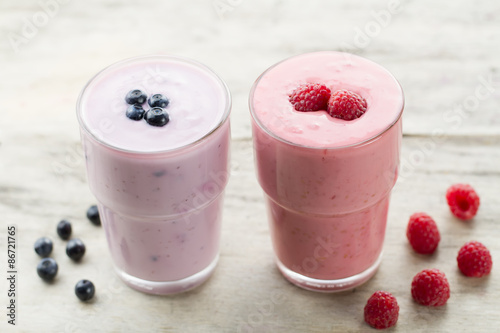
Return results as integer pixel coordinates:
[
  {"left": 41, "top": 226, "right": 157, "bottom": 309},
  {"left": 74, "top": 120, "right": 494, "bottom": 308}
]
[
  {"left": 250, "top": 52, "right": 403, "bottom": 290},
  {"left": 77, "top": 56, "right": 231, "bottom": 293}
]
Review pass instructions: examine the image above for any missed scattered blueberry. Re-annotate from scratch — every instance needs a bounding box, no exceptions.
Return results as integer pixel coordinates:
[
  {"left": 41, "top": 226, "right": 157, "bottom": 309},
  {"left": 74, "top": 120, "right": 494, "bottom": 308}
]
[
  {"left": 57, "top": 220, "right": 72, "bottom": 240},
  {"left": 86, "top": 205, "right": 101, "bottom": 226},
  {"left": 75, "top": 279, "right": 95, "bottom": 301},
  {"left": 148, "top": 94, "right": 169, "bottom": 108},
  {"left": 34, "top": 237, "right": 53, "bottom": 257},
  {"left": 125, "top": 89, "right": 147, "bottom": 105},
  {"left": 66, "top": 238, "right": 86, "bottom": 261},
  {"left": 37, "top": 258, "right": 58, "bottom": 281},
  {"left": 126, "top": 104, "right": 146, "bottom": 121},
  {"left": 145, "top": 107, "right": 170, "bottom": 127}
]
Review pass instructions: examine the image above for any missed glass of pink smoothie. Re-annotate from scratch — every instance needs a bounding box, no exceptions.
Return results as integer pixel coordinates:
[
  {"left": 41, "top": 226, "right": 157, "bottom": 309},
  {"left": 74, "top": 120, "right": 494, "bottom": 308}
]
[
  {"left": 77, "top": 55, "right": 231, "bottom": 295},
  {"left": 249, "top": 51, "right": 404, "bottom": 292}
]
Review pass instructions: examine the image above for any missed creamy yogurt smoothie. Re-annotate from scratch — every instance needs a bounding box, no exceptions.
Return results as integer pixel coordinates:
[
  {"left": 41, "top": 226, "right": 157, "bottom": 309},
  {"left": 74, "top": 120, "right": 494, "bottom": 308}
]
[
  {"left": 77, "top": 55, "right": 231, "bottom": 295},
  {"left": 250, "top": 52, "right": 404, "bottom": 292}
]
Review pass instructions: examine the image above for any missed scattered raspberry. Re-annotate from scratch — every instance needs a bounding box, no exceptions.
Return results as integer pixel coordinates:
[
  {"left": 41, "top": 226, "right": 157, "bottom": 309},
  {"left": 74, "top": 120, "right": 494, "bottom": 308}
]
[
  {"left": 445, "top": 184, "right": 480, "bottom": 220},
  {"left": 457, "top": 241, "right": 492, "bottom": 277},
  {"left": 411, "top": 269, "right": 450, "bottom": 306},
  {"left": 288, "top": 83, "right": 331, "bottom": 112},
  {"left": 406, "top": 212, "right": 441, "bottom": 254},
  {"left": 364, "top": 291, "right": 399, "bottom": 329},
  {"left": 327, "top": 89, "right": 367, "bottom": 120}
]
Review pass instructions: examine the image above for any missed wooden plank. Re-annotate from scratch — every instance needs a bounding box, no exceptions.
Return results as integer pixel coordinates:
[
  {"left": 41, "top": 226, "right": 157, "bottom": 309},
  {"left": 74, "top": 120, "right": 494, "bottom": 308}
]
[
  {"left": 1, "top": 135, "right": 498, "bottom": 332},
  {"left": 1, "top": 1, "right": 500, "bottom": 139}
]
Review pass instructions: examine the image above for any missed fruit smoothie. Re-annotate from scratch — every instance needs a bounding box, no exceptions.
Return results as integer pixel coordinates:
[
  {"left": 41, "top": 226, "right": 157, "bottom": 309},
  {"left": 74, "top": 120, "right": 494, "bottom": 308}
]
[
  {"left": 77, "top": 55, "right": 231, "bottom": 295},
  {"left": 249, "top": 52, "right": 404, "bottom": 292}
]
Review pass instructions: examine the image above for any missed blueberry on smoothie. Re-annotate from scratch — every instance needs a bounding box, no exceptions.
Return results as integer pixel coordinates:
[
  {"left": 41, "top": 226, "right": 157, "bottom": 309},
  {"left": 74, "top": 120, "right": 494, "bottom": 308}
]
[
  {"left": 34, "top": 237, "right": 53, "bottom": 257},
  {"left": 145, "top": 107, "right": 170, "bottom": 127},
  {"left": 66, "top": 238, "right": 86, "bottom": 261},
  {"left": 125, "top": 89, "right": 147, "bottom": 105},
  {"left": 126, "top": 104, "right": 146, "bottom": 121},
  {"left": 37, "top": 258, "right": 58, "bottom": 281},
  {"left": 75, "top": 279, "right": 95, "bottom": 301},
  {"left": 148, "top": 94, "right": 169, "bottom": 108}
]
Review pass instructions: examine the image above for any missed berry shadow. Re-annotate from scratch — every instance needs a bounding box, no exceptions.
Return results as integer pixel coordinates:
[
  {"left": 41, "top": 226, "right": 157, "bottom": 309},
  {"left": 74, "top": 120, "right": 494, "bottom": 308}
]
[
  {"left": 442, "top": 214, "right": 478, "bottom": 235},
  {"left": 40, "top": 276, "right": 59, "bottom": 286},
  {"left": 77, "top": 294, "right": 98, "bottom": 305},
  {"left": 403, "top": 243, "right": 442, "bottom": 265},
  {"left": 454, "top": 269, "right": 491, "bottom": 293},
  {"left": 407, "top": 300, "right": 450, "bottom": 329}
]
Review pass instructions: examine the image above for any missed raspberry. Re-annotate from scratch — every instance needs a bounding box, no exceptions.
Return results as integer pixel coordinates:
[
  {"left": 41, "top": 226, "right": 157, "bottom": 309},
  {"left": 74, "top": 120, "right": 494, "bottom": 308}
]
[
  {"left": 364, "top": 291, "right": 399, "bottom": 329},
  {"left": 445, "top": 184, "right": 480, "bottom": 220},
  {"left": 327, "top": 89, "right": 367, "bottom": 120},
  {"left": 411, "top": 269, "right": 450, "bottom": 306},
  {"left": 457, "top": 241, "right": 492, "bottom": 277},
  {"left": 288, "top": 83, "right": 331, "bottom": 112},
  {"left": 406, "top": 212, "right": 441, "bottom": 254}
]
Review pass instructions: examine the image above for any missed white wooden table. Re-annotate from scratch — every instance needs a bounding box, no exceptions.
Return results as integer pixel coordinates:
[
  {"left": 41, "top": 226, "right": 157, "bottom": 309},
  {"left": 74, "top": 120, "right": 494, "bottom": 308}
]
[{"left": 0, "top": 1, "right": 499, "bottom": 332}]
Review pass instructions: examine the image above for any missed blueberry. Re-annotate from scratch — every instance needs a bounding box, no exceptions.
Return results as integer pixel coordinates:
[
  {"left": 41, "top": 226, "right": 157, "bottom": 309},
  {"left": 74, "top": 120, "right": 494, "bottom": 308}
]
[
  {"left": 126, "top": 104, "right": 145, "bottom": 121},
  {"left": 75, "top": 279, "right": 95, "bottom": 301},
  {"left": 86, "top": 205, "right": 101, "bottom": 226},
  {"left": 34, "top": 237, "right": 53, "bottom": 257},
  {"left": 148, "top": 94, "right": 169, "bottom": 108},
  {"left": 66, "top": 238, "right": 86, "bottom": 261},
  {"left": 125, "top": 89, "right": 147, "bottom": 105},
  {"left": 145, "top": 107, "right": 170, "bottom": 127},
  {"left": 57, "top": 220, "right": 72, "bottom": 240},
  {"left": 37, "top": 258, "right": 58, "bottom": 281}
]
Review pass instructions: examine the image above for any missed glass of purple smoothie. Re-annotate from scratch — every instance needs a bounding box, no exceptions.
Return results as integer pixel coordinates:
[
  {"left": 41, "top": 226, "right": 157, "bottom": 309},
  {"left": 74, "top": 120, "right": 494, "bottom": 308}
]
[{"left": 77, "top": 55, "right": 231, "bottom": 295}]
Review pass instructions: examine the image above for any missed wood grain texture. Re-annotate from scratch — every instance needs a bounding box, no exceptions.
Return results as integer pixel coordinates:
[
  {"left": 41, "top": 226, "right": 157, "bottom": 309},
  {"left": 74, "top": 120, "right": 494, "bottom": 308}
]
[{"left": 0, "top": 0, "right": 499, "bottom": 332}]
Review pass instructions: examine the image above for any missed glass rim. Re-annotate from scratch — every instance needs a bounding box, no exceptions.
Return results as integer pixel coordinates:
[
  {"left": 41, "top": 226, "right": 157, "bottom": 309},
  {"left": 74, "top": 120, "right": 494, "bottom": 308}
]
[
  {"left": 248, "top": 51, "right": 405, "bottom": 150},
  {"left": 76, "top": 54, "right": 232, "bottom": 155}
]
